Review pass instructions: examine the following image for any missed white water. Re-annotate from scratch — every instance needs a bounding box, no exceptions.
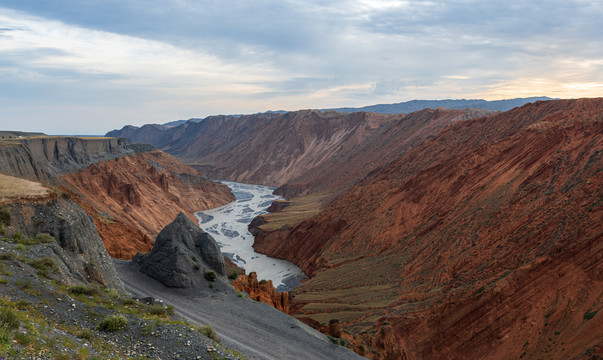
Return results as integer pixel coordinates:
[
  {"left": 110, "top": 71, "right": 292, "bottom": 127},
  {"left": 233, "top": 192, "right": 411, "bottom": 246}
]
[{"left": 195, "top": 181, "right": 306, "bottom": 291}]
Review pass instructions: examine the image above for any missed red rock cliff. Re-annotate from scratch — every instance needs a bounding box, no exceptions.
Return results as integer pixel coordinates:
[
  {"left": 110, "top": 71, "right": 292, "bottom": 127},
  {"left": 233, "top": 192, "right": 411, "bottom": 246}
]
[
  {"left": 255, "top": 98, "right": 603, "bottom": 359},
  {"left": 232, "top": 272, "right": 291, "bottom": 313},
  {"left": 61, "top": 150, "right": 235, "bottom": 259}
]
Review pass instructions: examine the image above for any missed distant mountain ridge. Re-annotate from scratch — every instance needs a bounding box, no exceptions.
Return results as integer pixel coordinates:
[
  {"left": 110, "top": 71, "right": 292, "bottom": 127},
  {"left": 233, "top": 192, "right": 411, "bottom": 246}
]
[
  {"left": 326, "top": 96, "right": 554, "bottom": 113},
  {"left": 158, "top": 97, "right": 554, "bottom": 126}
]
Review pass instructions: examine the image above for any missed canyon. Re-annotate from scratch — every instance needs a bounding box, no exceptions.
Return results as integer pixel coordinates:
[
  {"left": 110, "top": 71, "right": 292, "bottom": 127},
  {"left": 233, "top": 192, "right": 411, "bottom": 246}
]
[
  {"left": 111, "top": 97, "right": 601, "bottom": 359},
  {"left": 0, "top": 136, "right": 362, "bottom": 359},
  {"left": 1, "top": 97, "right": 600, "bottom": 359},
  {"left": 0, "top": 137, "right": 235, "bottom": 260}
]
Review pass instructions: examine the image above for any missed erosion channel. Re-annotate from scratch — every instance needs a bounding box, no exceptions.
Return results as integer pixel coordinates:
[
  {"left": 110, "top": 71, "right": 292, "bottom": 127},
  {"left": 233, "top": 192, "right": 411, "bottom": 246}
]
[{"left": 195, "top": 181, "right": 306, "bottom": 291}]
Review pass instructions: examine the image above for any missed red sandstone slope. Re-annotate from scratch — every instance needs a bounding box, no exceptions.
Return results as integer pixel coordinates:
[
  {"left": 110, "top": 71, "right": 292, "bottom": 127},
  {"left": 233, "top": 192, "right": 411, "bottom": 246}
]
[
  {"left": 274, "top": 108, "right": 491, "bottom": 197},
  {"left": 61, "top": 150, "right": 235, "bottom": 259},
  {"left": 109, "top": 109, "right": 490, "bottom": 196},
  {"left": 171, "top": 110, "right": 398, "bottom": 187},
  {"left": 254, "top": 98, "right": 603, "bottom": 359}
]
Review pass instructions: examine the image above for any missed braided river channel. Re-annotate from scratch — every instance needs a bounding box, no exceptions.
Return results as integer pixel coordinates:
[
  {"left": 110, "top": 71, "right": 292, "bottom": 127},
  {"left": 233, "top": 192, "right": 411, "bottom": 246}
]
[{"left": 195, "top": 181, "right": 307, "bottom": 291}]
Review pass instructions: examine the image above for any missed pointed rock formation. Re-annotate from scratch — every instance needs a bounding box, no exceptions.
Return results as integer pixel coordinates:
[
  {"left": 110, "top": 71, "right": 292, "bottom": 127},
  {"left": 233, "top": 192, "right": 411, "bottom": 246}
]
[{"left": 137, "top": 212, "right": 225, "bottom": 288}]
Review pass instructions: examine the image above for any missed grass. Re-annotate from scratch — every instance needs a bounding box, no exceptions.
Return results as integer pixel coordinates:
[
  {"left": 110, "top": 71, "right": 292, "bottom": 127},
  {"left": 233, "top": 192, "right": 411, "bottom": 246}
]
[
  {"left": 0, "top": 206, "right": 10, "bottom": 226},
  {"left": 197, "top": 325, "right": 220, "bottom": 343},
  {"left": 69, "top": 285, "right": 99, "bottom": 296},
  {"left": 204, "top": 271, "right": 217, "bottom": 282},
  {"left": 0, "top": 251, "right": 17, "bottom": 260},
  {"left": 0, "top": 307, "right": 20, "bottom": 330},
  {"left": 3, "top": 232, "right": 55, "bottom": 246},
  {"left": 77, "top": 328, "right": 95, "bottom": 341},
  {"left": 258, "top": 192, "right": 329, "bottom": 231},
  {"left": 97, "top": 314, "right": 128, "bottom": 332},
  {"left": 0, "top": 173, "right": 52, "bottom": 200},
  {"left": 28, "top": 257, "right": 57, "bottom": 277}
]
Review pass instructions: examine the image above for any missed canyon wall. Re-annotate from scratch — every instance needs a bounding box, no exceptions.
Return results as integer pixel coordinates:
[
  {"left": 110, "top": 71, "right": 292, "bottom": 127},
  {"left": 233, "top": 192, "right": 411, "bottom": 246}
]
[
  {"left": 254, "top": 98, "right": 603, "bottom": 359},
  {"left": 61, "top": 150, "right": 235, "bottom": 259},
  {"left": 0, "top": 137, "right": 131, "bottom": 184},
  {"left": 108, "top": 109, "right": 491, "bottom": 198}
]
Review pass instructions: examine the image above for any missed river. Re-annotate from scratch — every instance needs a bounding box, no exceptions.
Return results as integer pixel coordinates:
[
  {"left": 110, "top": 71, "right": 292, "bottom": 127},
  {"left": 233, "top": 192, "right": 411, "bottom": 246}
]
[{"left": 195, "top": 181, "right": 306, "bottom": 291}]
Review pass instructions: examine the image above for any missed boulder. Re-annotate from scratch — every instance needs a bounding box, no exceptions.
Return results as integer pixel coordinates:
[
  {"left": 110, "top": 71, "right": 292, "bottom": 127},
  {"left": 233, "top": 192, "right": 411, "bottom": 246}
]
[{"left": 138, "top": 212, "right": 225, "bottom": 288}]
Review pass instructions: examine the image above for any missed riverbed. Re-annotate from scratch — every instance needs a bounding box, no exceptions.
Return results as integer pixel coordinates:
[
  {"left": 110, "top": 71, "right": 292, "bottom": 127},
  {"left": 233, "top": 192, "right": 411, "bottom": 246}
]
[{"left": 195, "top": 181, "right": 306, "bottom": 291}]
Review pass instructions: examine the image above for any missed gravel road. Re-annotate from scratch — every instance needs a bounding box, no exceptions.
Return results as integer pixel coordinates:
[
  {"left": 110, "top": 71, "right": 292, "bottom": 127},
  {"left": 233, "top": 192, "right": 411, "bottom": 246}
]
[{"left": 115, "top": 260, "right": 366, "bottom": 360}]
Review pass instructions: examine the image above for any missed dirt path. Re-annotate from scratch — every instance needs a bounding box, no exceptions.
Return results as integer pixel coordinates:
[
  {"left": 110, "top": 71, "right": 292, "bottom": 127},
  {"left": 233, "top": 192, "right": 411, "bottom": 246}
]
[{"left": 115, "top": 260, "right": 366, "bottom": 360}]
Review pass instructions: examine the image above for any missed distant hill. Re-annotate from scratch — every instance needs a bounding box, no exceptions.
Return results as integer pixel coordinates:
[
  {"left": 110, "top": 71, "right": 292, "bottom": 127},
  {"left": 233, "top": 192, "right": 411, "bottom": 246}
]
[
  {"left": 326, "top": 96, "right": 554, "bottom": 113},
  {"left": 0, "top": 130, "right": 46, "bottom": 138},
  {"left": 157, "top": 97, "right": 553, "bottom": 127},
  {"left": 162, "top": 118, "right": 204, "bottom": 127}
]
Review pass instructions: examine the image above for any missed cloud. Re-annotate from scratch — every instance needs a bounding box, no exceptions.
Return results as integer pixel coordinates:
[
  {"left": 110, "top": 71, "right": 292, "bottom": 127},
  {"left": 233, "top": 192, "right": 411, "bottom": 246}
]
[{"left": 0, "top": 1, "right": 601, "bottom": 134}]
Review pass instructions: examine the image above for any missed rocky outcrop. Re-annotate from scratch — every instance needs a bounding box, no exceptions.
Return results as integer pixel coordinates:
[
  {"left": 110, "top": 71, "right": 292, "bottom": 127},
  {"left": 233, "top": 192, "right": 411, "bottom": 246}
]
[
  {"left": 0, "top": 137, "right": 131, "bottom": 184},
  {"left": 4, "top": 196, "right": 125, "bottom": 291},
  {"left": 137, "top": 213, "right": 225, "bottom": 288},
  {"left": 61, "top": 150, "right": 235, "bottom": 259},
  {"left": 232, "top": 272, "right": 290, "bottom": 313},
  {"left": 255, "top": 98, "right": 603, "bottom": 359}
]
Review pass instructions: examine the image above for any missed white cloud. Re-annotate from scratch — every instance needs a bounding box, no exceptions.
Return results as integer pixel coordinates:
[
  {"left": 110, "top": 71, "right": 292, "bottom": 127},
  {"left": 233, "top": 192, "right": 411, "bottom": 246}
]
[{"left": 0, "top": 1, "right": 601, "bottom": 134}]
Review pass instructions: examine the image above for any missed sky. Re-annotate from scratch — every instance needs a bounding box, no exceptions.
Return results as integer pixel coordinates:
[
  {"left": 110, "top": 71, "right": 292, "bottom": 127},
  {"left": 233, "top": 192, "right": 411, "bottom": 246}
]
[{"left": 0, "top": 1, "right": 601, "bottom": 135}]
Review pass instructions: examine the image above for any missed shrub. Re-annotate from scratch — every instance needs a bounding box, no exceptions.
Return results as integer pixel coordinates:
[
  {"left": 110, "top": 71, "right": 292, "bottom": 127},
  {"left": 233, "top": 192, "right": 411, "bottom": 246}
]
[
  {"left": 16, "top": 278, "right": 33, "bottom": 290},
  {"left": 0, "top": 307, "right": 19, "bottom": 330},
  {"left": 259, "top": 279, "right": 267, "bottom": 285},
  {"left": 148, "top": 304, "right": 167, "bottom": 317},
  {"left": 204, "top": 271, "right": 216, "bottom": 282},
  {"left": 0, "top": 328, "right": 10, "bottom": 345},
  {"left": 0, "top": 251, "right": 17, "bottom": 260},
  {"left": 77, "top": 328, "right": 94, "bottom": 341},
  {"left": 121, "top": 298, "right": 137, "bottom": 306},
  {"left": 198, "top": 325, "right": 219, "bottom": 343},
  {"left": 10, "top": 231, "right": 24, "bottom": 243},
  {"left": 228, "top": 271, "right": 238, "bottom": 280},
  {"left": 14, "top": 300, "right": 29, "bottom": 310},
  {"left": 69, "top": 285, "right": 98, "bottom": 296},
  {"left": 584, "top": 309, "right": 598, "bottom": 320},
  {"left": 13, "top": 331, "right": 32, "bottom": 346},
  {"left": 29, "top": 257, "right": 56, "bottom": 277},
  {"left": 0, "top": 207, "right": 10, "bottom": 226},
  {"left": 34, "top": 233, "right": 55, "bottom": 244},
  {"left": 165, "top": 304, "right": 175, "bottom": 315},
  {"left": 97, "top": 314, "right": 128, "bottom": 332}
]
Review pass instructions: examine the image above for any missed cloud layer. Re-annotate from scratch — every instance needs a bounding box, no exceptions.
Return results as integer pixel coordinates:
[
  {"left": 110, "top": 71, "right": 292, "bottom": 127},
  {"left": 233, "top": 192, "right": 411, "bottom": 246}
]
[{"left": 0, "top": 1, "right": 601, "bottom": 134}]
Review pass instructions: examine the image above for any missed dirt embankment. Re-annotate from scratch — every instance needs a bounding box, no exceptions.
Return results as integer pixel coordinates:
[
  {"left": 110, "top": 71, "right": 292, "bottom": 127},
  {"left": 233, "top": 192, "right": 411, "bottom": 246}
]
[
  {"left": 255, "top": 98, "right": 603, "bottom": 359},
  {"left": 61, "top": 150, "right": 235, "bottom": 259}
]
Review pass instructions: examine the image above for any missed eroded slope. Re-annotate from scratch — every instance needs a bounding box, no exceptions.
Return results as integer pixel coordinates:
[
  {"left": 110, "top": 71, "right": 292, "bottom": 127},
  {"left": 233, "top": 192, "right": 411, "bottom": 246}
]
[
  {"left": 255, "top": 98, "right": 603, "bottom": 359},
  {"left": 61, "top": 150, "right": 234, "bottom": 259}
]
